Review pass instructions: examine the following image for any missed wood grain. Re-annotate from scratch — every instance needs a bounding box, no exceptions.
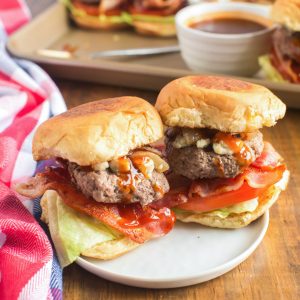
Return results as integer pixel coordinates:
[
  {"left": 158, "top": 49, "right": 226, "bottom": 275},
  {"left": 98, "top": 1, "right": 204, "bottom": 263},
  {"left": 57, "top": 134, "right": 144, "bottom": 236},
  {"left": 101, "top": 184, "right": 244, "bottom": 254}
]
[{"left": 27, "top": 3, "right": 300, "bottom": 300}]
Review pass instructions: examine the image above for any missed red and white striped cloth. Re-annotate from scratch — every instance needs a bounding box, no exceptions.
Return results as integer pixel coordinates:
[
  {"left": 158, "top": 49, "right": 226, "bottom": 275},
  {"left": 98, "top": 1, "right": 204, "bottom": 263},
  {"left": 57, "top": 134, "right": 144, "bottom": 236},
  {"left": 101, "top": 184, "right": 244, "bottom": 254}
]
[{"left": 0, "top": 1, "right": 66, "bottom": 299}]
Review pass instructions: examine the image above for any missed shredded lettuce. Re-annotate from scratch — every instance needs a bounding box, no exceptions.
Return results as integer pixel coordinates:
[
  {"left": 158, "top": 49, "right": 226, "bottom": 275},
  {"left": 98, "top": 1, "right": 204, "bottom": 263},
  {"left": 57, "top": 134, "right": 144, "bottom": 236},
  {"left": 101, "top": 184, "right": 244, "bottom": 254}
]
[
  {"left": 121, "top": 12, "right": 175, "bottom": 25},
  {"left": 45, "top": 191, "right": 119, "bottom": 267},
  {"left": 259, "top": 55, "right": 286, "bottom": 83},
  {"left": 173, "top": 198, "right": 259, "bottom": 219},
  {"left": 203, "top": 198, "right": 259, "bottom": 219}
]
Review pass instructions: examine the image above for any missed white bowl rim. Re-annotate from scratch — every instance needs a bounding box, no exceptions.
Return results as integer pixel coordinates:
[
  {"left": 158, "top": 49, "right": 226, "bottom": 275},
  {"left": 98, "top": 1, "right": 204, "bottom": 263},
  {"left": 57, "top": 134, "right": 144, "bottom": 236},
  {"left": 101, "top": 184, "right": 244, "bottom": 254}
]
[{"left": 176, "top": 2, "right": 277, "bottom": 40}]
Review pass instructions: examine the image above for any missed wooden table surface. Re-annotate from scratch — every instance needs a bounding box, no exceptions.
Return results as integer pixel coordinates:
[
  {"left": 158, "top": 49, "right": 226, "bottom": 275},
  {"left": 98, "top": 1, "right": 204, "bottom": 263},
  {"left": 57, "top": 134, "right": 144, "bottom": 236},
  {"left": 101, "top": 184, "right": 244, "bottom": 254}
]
[{"left": 26, "top": 1, "right": 299, "bottom": 299}]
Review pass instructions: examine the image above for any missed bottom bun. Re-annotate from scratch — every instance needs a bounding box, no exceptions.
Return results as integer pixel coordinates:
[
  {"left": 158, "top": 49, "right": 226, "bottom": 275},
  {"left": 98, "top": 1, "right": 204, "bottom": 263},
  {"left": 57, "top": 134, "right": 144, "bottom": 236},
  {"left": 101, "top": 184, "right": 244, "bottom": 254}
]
[
  {"left": 133, "top": 21, "right": 176, "bottom": 37},
  {"left": 71, "top": 14, "right": 128, "bottom": 30},
  {"left": 41, "top": 190, "right": 139, "bottom": 260},
  {"left": 175, "top": 170, "right": 289, "bottom": 229},
  {"left": 81, "top": 237, "right": 139, "bottom": 260}
]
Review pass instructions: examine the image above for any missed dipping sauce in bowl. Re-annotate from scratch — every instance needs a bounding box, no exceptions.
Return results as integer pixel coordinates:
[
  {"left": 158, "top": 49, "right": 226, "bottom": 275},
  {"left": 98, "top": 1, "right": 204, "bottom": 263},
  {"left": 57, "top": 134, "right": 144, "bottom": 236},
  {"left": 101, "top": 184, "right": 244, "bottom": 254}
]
[
  {"left": 187, "top": 12, "right": 272, "bottom": 35},
  {"left": 176, "top": 2, "right": 275, "bottom": 76}
]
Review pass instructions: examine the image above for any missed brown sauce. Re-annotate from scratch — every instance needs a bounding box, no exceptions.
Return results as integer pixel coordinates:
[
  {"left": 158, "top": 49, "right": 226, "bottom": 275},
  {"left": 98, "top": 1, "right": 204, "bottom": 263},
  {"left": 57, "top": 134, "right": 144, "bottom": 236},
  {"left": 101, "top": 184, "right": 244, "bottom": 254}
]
[
  {"left": 213, "top": 132, "right": 254, "bottom": 167},
  {"left": 117, "top": 157, "right": 143, "bottom": 201},
  {"left": 188, "top": 12, "right": 271, "bottom": 35},
  {"left": 117, "top": 155, "right": 163, "bottom": 202}
]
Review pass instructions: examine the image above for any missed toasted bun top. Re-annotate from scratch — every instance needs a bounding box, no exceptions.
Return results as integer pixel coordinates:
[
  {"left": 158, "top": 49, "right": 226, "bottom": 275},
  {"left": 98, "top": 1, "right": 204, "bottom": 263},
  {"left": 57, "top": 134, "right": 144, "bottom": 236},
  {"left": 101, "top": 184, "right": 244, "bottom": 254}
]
[
  {"left": 33, "top": 97, "right": 163, "bottom": 165},
  {"left": 155, "top": 76, "right": 286, "bottom": 132},
  {"left": 272, "top": 0, "right": 300, "bottom": 31}
]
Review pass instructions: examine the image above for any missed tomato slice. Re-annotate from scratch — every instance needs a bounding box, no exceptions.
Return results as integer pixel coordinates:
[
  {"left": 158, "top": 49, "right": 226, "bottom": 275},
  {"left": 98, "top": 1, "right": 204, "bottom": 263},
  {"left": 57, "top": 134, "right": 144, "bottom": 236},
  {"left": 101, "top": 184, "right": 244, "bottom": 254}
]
[
  {"left": 176, "top": 182, "right": 267, "bottom": 212},
  {"left": 175, "top": 164, "right": 286, "bottom": 212}
]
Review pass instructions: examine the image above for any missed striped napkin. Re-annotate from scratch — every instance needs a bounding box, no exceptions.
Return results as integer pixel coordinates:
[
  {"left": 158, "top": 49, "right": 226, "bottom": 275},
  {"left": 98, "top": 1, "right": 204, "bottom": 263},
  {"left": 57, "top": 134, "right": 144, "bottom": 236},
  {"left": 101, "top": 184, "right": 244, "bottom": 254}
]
[{"left": 0, "top": 1, "right": 66, "bottom": 299}]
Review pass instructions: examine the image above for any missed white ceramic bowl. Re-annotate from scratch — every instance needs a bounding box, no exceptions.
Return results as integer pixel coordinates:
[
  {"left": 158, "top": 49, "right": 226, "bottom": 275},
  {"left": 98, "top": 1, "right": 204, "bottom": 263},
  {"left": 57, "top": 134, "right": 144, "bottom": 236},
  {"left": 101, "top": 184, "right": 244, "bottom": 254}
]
[{"left": 176, "top": 2, "right": 275, "bottom": 76}]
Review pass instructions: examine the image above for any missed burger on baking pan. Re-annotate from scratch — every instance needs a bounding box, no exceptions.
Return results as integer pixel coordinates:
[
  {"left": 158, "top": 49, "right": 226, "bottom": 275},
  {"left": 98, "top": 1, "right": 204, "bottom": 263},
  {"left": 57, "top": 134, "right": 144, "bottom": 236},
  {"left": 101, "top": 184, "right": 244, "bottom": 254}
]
[
  {"left": 126, "top": 0, "right": 187, "bottom": 36},
  {"left": 259, "top": 0, "right": 300, "bottom": 83},
  {"left": 63, "top": 0, "right": 129, "bottom": 30},
  {"left": 154, "top": 76, "right": 289, "bottom": 228},
  {"left": 62, "top": 0, "right": 187, "bottom": 36},
  {"left": 16, "top": 97, "right": 175, "bottom": 266}
]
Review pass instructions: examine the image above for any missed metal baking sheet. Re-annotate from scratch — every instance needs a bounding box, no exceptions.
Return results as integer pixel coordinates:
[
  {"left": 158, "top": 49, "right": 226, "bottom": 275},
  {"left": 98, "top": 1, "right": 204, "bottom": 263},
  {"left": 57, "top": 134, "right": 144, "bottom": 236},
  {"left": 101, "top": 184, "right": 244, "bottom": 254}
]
[{"left": 7, "top": 2, "right": 300, "bottom": 108}]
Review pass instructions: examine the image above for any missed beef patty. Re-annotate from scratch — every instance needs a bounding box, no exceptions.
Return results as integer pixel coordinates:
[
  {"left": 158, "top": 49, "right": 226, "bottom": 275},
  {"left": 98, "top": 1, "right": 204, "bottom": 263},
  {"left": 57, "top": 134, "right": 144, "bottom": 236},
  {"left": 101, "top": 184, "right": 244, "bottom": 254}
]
[
  {"left": 68, "top": 162, "right": 169, "bottom": 206},
  {"left": 166, "top": 130, "right": 264, "bottom": 180}
]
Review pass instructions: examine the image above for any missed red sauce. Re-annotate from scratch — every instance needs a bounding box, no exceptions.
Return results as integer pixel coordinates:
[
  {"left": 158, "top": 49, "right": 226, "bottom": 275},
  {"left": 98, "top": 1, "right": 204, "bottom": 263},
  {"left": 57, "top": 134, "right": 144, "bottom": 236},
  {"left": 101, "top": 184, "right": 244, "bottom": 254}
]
[
  {"left": 116, "top": 154, "right": 164, "bottom": 202},
  {"left": 131, "top": 156, "right": 152, "bottom": 179},
  {"left": 117, "top": 157, "right": 144, "bottom": 201},
  {"left": 117, "top": 204, "right": 174, "bottom": 234},
  {"left": 213, "top": 132, "right": 254, "bottom": 167}
]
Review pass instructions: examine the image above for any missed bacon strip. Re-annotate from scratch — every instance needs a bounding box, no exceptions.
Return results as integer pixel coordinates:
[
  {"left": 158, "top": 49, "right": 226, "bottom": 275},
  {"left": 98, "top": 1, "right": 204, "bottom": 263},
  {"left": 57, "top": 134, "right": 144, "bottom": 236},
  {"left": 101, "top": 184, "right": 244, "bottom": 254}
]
[
  {"left": 189, "top": 165, "right": 286, "bottom": 198},
  {"left": 252, "top": 142, "right": 283, "bottom": 170},
  {"left": 271, "top": 46, "right": 300, "bottom": 83},
  {"left": 16, "top": 168, "right": 175, "bottom": 244},
  {"left": 152, "top": 142, "right": 286, "bottom": 209}
]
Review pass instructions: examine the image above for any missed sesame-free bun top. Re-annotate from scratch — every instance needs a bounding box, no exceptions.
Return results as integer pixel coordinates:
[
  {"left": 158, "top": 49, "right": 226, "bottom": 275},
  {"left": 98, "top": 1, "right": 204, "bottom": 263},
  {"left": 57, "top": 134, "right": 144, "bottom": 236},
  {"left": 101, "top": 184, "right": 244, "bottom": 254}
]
[
  {"left": 155, "top": 76, "right": 286, "bottom": 132},
  {"left": 272, "top": 0, "right": 300, "bottom": 31},
  {"left": 33, "top": 97, "right": 163, "bottom": 166}
]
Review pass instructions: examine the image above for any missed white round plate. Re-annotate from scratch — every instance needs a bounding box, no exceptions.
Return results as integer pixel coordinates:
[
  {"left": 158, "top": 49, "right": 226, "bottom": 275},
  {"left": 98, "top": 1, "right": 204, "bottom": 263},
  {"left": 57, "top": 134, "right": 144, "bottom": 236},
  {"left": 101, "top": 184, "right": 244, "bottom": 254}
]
[{"left": 77, "top": 211, "right": 269, "bottom": 288}]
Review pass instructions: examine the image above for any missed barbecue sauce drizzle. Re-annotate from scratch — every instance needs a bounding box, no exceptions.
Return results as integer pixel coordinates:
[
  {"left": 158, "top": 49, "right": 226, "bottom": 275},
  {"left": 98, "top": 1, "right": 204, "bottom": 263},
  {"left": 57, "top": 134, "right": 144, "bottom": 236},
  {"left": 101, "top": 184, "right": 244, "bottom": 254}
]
[
  {"left": 213, "top": 132, "right": 255, "bottom": 167},
  {"left": 117, "top": 155, "right": 164, "bottom": 203}
]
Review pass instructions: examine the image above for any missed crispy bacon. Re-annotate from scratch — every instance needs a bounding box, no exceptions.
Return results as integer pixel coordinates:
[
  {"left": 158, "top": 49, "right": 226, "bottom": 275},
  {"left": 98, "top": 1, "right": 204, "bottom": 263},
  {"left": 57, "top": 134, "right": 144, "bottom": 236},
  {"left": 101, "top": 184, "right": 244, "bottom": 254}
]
[
  {"left": 271, "top": 44, "right": 300, "bottom": 83},
  {"left": 152, "top": 142, "right": 286, "bottom": 210},
  {"left": 189, "top": 164, "right": 286, "bottom": 198},
  {"left": 252, "top": 142, "right": 283, "bottom": 170},
  {"left": 16, "top": 168, "right": 175, "bottom": 244}
]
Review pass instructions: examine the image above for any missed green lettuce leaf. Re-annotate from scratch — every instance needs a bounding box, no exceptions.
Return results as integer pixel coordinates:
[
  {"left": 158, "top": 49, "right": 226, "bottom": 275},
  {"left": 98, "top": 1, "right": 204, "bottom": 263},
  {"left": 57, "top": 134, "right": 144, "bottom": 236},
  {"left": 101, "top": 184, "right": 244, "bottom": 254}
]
[
  {"left": 174, "top": 198, "right": 259, "bottom": 219},
  {"left": 45, "top": 191, "right": 119, "bottom": 267},
  {"left": 259, "top": 55, "right": 286, "bottom": 83},
  {"left": 121, "top": 12, "right": 175, "bottom": 25}
]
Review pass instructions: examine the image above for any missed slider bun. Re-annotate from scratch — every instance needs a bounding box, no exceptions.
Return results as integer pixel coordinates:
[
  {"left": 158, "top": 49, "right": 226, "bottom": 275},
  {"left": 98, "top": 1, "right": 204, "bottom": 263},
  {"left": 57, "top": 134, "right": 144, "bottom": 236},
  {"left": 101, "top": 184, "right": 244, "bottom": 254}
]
[
  {"left": 155, "top": 76, "right": 286, "bottom": 133},
  {"left": 33, "top": 97, "right": 163, "bottom": 166},
  {"left": 175, "top": 170, "right": 289, "bottom": 228},
  {"left": 41, "top": 191, "right": 139, "bottom": 260},
  {"left": 272, "top": 0, "right": 300, "bottom": 31},
  {"left": 133, "top": 21, "right": 176, "bottom": 36},
  {"left": 70, "top": 13, "right": 128, "bottom": 30}
]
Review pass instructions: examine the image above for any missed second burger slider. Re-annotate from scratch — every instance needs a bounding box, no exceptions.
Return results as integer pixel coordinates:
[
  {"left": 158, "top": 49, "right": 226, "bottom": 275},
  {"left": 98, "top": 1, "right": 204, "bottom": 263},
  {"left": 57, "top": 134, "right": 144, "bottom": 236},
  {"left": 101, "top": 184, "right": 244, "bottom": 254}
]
[{"left": 155, "top": 76, "right": 289, "bottom": 228}]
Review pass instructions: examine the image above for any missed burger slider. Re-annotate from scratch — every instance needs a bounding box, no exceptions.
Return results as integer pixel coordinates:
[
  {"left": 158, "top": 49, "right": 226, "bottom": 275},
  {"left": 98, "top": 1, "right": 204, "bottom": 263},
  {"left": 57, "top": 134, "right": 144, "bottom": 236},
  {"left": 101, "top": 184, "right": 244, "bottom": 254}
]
[
  {"left": 154, "top": 76, "right": 289, "bottom": 228},
  {"left": 63, "top": 0, "right": 129, "bottom": 30},
  {"left": 16, "top": 97, "right": 175, "bottom": 266},
  {"left": 259, "top": 0, "right": 300, "bottom": 83}
]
